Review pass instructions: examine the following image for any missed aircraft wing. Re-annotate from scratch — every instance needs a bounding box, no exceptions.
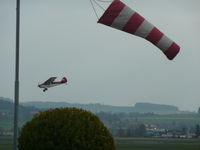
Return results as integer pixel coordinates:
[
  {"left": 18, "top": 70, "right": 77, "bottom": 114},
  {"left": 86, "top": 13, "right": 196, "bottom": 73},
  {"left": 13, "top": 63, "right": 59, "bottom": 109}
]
[{"left": 43, "top": 77, "right": 57, "bottom": 85}]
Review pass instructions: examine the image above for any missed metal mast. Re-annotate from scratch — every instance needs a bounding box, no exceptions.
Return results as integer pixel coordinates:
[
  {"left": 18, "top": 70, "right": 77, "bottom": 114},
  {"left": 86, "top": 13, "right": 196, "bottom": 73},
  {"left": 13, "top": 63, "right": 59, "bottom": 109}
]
[{"left": 13, "top": 0, "right": 20, "bottom": 150}]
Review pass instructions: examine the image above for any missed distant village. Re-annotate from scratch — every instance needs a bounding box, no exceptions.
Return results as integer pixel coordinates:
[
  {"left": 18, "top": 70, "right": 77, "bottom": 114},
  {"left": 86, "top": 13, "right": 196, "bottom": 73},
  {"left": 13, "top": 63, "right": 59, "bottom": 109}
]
[{"left": 145, "top": 124, "right": 198, "bottom": 139}]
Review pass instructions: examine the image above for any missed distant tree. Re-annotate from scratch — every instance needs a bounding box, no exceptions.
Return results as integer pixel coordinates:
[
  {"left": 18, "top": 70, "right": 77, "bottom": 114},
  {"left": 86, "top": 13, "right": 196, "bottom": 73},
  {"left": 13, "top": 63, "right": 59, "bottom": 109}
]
[
  {"left": 182, "top": 127, "right": 187, "bottom": 134},
  {"left": 134, "top": 124, "right": 146, "bottom": 137},
  {"left": 18, "top": 108, "right": 115, "bottom": 150},
  {"left": 126, "top": 126, "right": 134, "bottom": 137},
  {"left": 96, "top": 112, "right": 120, "bottom": 123},
  {"left": 117, "top": 128, "right": 126, "bottom": 137},
  {"left": 0, "top": 127, "right": 3, "bottom": 133},
  {"left": 198, "top": 107, "right": 200, "bottom": 114},
  {"left": 195, "top": 124, "right": 200, "bottom": 138}
]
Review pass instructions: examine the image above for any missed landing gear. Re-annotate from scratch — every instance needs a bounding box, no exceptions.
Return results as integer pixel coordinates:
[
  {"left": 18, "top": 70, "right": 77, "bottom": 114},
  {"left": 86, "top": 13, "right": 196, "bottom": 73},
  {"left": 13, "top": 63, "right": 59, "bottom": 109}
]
[{"left": 43, "top": 88, "right": 48, "bottom": 92}]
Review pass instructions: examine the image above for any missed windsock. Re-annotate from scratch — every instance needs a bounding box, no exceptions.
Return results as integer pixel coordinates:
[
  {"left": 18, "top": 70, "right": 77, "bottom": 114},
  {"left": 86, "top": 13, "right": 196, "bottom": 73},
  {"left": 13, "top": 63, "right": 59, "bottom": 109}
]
[{"left": 98, "top": 0, "right": 180, "bottom": 60}]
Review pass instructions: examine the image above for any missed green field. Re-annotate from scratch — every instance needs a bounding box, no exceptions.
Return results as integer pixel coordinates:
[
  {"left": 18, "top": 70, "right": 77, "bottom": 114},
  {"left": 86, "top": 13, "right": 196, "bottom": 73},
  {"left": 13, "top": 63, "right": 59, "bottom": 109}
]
[
  {"left": 1, "top": 136, "right": 200, "bottom": 150},
  {"left": 115, "top": 138, "right": 200, "bottom": 150},
  {"left": 0, "top": 136, "right": 12, "bottom": 150}
]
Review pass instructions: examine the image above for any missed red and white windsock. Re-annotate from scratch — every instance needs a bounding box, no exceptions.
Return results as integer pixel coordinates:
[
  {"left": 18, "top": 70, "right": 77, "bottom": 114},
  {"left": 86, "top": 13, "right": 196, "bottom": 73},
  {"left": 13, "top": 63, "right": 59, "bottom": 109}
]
[{"left": 98, "top": 0, "right": 180, "bottom": 60}]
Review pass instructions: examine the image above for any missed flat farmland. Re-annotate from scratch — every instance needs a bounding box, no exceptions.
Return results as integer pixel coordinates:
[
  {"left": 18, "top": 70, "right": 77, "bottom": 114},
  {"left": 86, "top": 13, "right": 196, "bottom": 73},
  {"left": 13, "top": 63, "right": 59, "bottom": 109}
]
[
  {"left": 115, "top": 137, "right": 200, "bottom": 150},
  {"left": 0, "top": 136, "right": 12, "bottom": 150},
  {"left": 1, "top": 136, "right": 200, "bottom": 150}
]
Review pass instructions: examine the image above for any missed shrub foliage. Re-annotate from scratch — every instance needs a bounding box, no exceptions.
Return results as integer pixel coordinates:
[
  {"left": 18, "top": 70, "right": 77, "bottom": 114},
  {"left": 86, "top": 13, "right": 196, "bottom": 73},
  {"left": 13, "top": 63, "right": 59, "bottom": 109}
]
[{"left": 18, "top": 108, "right": 115, "bottom": 150}]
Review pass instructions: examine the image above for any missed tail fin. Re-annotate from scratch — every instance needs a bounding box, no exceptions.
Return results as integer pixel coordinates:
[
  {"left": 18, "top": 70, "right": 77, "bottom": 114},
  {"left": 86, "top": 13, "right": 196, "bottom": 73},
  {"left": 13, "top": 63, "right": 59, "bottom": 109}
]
[{"left": 61, "top": 77, "right": 67, "bottom": 83}]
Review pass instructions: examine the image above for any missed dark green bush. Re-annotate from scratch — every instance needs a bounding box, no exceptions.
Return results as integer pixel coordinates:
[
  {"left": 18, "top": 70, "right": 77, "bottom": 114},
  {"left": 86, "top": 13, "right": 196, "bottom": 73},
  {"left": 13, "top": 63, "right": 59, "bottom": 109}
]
[{"left": 18, "top": 107, "right": 115, "bottom": 150}]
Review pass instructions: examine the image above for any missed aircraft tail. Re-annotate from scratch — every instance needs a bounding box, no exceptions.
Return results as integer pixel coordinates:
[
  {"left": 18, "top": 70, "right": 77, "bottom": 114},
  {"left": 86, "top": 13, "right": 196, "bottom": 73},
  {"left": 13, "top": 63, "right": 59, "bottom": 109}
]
[{"left": 61, "top": 77, "right": 67, "bottom": 83}]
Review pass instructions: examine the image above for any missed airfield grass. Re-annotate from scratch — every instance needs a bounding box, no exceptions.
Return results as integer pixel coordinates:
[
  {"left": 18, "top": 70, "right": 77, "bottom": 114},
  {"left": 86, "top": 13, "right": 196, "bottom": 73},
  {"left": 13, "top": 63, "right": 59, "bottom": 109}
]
[
  {"left": 115, "top": 137, "right": 200, "bottom": 150},
  {"left": 0, "top": 136, "right": 12, "bottom": 150},
  {"left": 1, "top": 136, "right": 200, "bottom": 150}
]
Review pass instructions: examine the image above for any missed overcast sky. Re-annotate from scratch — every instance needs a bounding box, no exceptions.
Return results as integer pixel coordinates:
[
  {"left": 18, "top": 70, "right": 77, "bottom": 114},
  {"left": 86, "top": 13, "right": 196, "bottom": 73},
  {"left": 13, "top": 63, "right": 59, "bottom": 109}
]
[{"left": 0, "top": 0, "right": 200, "bottom": 111}]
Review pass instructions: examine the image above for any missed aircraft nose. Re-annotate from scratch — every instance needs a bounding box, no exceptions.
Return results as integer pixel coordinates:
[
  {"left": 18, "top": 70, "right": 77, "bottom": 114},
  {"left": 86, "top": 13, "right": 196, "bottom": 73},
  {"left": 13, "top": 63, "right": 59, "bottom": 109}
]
[{"left": 38, "top": 84, "right": 41, "bottom": 88}]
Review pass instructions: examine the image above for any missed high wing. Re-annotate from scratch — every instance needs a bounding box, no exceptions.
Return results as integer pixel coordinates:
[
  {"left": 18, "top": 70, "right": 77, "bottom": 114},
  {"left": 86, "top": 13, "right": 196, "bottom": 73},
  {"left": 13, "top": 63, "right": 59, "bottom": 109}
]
[{"left": 43, "top": 77, "right": 57, "bottom": 85}]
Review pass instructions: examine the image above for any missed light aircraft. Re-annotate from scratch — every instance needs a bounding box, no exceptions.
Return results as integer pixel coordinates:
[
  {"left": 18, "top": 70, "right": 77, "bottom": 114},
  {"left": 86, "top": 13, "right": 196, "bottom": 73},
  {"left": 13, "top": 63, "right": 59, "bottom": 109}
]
[{"left": 38, "top": 77, "right": 67, "bottom": 92}]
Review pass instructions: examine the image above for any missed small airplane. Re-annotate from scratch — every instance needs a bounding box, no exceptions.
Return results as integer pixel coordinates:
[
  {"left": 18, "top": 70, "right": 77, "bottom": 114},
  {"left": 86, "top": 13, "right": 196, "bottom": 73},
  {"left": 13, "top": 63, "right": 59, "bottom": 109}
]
[{"left": 38, "top": 77, "right": 67, "bottom": 92}]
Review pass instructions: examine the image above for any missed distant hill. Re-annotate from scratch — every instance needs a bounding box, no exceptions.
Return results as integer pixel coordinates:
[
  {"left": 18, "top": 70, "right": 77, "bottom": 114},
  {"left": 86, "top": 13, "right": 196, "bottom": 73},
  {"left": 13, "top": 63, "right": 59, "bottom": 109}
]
[
  {"left": 0, "top": 97, "right": 39, "bottom": 112},
  {"left": 22, "top": 101, "right": 179, "bottom": 114},
  {"left": 21, "top": 101, "right": 134, "bottom": 112},
  {"left": 134, "top": 102, "right": 178, "bottom": 112},
  {"left": 0, "top": 97, "right": 39, "bottom": 123},
  {"left": 0, "top": 97, "right": 13, "bottom": 112},
  {"left": 0, "top": 97, "right": 181, "bottom": 114}
]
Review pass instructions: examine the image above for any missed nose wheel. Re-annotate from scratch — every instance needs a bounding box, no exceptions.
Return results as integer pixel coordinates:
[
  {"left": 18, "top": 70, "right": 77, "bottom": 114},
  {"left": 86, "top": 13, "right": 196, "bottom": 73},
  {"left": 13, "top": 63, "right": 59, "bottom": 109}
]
[{"left": 43, "top": 88, "right": 48, "bottom": 92}]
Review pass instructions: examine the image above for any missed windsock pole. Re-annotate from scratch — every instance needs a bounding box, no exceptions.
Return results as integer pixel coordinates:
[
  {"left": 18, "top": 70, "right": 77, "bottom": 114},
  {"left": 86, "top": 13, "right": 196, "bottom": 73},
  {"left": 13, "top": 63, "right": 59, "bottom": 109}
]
[{"left": 13, "top": 0, "right": 20, "bottom": 150}]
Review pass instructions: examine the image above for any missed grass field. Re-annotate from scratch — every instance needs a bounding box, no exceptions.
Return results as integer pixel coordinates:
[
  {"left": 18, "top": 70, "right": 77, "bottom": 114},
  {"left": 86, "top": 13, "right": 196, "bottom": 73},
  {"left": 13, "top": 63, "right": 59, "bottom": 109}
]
[
  {"left": 0, "top": 136, "right": 12, "bottom": 150},
  {"left": 115, "top": 137, "right": 200, "bottom": 150},
  {"left": 1, "top": 136, "right": 200, "bottom": 150}
]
